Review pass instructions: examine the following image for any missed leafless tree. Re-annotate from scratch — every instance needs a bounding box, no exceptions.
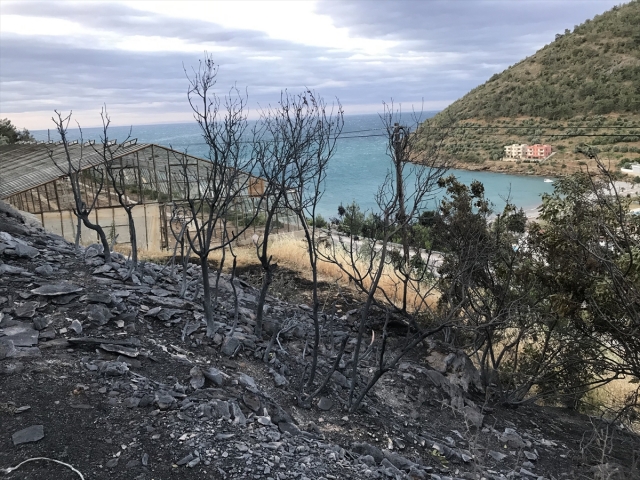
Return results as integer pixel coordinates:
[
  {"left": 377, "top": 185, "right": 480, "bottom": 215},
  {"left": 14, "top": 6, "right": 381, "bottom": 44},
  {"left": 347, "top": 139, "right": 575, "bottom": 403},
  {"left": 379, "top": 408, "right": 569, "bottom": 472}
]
[
  {"left": 179, "top": 55, "right": 263, "bottom": 336},
  {"left": 95, "top": 106, "right": 140, "bottom": 266},
  {"left": 318, "top": 103, "right": 454, "bottom": 410},
  {"left": 277, "top": 91, "right": 344, "bottom": 389},
  {"left": 49, "top": 110, "right": 111, "bottom": 263},
  {"left": 251, "top": 90, "right": 342, "bottom": 340}
]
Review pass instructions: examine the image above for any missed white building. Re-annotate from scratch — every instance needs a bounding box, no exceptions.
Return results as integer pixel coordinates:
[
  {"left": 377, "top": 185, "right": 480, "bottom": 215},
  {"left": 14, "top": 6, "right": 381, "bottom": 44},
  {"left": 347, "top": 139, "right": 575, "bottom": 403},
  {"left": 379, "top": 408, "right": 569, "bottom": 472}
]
[{"left": 504, "top": 144, "right": 528, "bottom": 160}]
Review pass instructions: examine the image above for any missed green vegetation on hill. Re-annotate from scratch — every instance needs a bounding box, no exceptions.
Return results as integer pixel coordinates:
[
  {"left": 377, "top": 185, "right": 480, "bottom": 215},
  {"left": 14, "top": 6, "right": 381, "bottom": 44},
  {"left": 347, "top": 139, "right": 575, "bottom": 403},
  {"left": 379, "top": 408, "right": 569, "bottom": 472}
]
[
  {"left": 445, "top": 1, "right": 640, "bottom": 120},
  {"left": 421, "top": 1, "right": 640, "bottom": 175}
]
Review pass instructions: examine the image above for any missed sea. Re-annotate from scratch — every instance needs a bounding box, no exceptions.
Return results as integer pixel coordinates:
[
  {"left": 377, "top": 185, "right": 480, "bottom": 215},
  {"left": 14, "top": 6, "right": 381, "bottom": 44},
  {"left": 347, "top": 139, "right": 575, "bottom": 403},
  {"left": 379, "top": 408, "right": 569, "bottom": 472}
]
[{"left": 31, "top": 113, "right": 555, "bottom": 220}]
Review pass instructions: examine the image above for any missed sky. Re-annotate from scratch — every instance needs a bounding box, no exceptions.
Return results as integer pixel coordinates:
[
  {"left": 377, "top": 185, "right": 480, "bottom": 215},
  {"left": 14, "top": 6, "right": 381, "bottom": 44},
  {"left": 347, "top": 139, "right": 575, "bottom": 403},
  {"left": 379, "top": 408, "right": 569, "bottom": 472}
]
[{"left": 0, "top": 0, "right": 626, "bottom": 130}]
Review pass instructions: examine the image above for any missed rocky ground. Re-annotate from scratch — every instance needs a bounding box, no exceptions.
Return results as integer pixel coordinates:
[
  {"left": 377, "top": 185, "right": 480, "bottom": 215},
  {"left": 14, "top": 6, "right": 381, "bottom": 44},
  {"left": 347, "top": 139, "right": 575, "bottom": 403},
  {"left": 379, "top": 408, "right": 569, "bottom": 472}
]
[{"left": 1, "top": 200, "right": 638, "bottom": 480}]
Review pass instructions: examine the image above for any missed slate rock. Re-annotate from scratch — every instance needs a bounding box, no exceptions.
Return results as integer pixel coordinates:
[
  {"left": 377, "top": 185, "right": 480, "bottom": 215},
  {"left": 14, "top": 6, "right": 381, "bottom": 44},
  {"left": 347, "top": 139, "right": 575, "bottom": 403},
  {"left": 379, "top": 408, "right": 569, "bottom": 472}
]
[
  {"left": 352, "top": 442, "right": 384, "bottom": 464},
  {"left": 155, "top": 392, "right": 176, "bottom": 410},
  {"left": 32, "top": 317, "right": 51, "bottom": 331},
  {"left": 231, "top": 401, "right": 246, "bottom": 427},
  {"left": 317, "top": 396, "right": 333, "bottom": 411},
  {"left": 189, "top": 366, "right": 205, "bottom": 390},
  {"left": 214, "top": 400, "right": 231, "bottom": 419},
  {"left": 69, "top": 320, "right": 83, "bottom": 334},
  {"left": 0, "top": 264, "right": 27, "bottom": 275},
  {"left": 13, "top": 243, "right": 39, "bottom": 258},
  {"left": 0, "top": 339, "right": 17, "bottom": 359},
  {"left": 383, "top": 450, "right": 415, "bottom": 471},
  {"left": 86, "top": 292, "right": 114, "bottom": 305},
  {"left": 242, "top": 393, "right": 261, "bottom": 412},
  {"left": 499, "top": 428, "right": 525, "bottom": 449},
  {"left": 2, "top": 322, "right": 39, "bottom": 346},
  {"left": 238, "top": 373, "right": 257, "bottom": 390},
  {"left": 34, "top": 264, "right": 54, "bottom": 276},
  {"left": 87, "top": 304, "right": 113, "bottom": 326},
  {"left": 100, "top": 361, "right": 129, "bottom": 376},
  {"left": 14, "top": 301, "right": 38, "bottom": 318},
  {"left": 203, "top": 367, "right": 224, "bottom": 386},
  {"left": 12, "top": 425, "right": 44, "bottom": 446},
  {"left": 221, "top": 336, "right": 241, "bottom": 357},
  {"left": 31, "top": 282, "right": 83, "bottom": 296},
  {"left": 464, "top": 405, "right": 484, "bottom": 428}
]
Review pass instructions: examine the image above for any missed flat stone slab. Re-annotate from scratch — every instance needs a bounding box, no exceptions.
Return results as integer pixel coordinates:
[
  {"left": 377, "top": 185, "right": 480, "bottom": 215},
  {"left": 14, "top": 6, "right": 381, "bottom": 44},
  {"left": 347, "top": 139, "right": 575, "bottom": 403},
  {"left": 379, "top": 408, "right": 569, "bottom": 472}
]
[
  {"left": 146, "top": 295, "right": 187, "bottom": 309},
  {"left": 12, "top": 425, "right": 44, "bottom": 446},
  {"left": 1, "top": 321, "right": 39, "bottom": 346},
  {"left": 14, "top": 301, "right": 38, "bottom": 318},
  {"left": 31, "top": 282, "right": 84, "bottom": 296}
]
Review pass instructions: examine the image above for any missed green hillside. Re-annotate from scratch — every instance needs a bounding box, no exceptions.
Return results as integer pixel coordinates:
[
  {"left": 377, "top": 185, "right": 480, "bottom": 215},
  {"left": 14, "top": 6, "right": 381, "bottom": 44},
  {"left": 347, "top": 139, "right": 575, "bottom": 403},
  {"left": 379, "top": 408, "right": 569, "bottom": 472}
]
[{"left": 424, "top": 1, "right": 640, "bottom": 176}]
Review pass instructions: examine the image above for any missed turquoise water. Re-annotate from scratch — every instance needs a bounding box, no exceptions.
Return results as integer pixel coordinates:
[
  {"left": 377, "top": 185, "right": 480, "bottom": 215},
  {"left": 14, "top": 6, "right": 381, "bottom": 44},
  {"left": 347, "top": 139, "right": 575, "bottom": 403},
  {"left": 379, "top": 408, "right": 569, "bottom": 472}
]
[{"left": 31, "top": 114, "right": 555, "bottom": 219}]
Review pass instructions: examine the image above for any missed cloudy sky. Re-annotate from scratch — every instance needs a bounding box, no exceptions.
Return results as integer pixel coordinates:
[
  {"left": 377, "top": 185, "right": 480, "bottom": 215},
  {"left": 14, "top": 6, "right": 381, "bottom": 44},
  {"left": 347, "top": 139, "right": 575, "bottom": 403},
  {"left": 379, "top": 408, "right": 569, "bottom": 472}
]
[{"left": 0, "top": 0, "right": 625, "bottom": 130}]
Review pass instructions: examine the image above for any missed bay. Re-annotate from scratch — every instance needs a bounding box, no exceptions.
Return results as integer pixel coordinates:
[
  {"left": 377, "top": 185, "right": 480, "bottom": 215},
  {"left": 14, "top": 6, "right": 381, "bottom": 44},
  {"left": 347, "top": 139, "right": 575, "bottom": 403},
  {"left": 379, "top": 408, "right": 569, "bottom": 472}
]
[{"left": 31, "top": 113, "right": 554, "bottom": 220}]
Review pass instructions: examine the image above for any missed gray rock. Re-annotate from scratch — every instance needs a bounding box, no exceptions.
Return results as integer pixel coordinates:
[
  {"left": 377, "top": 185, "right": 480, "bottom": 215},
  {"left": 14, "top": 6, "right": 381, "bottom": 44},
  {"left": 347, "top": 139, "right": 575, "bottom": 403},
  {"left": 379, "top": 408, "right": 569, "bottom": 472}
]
[
  {"left": 86, "top": 292, "right": 114, "bottom": 305},
  {"left": 12, "top": 424, "right": 44, "bottom": 445},
  {"left": 31, "top": 282, "right": 84, "bottom": 296},
  {"left": 360, "top": 455, "right": 376, "bottom": 466},
  {"left": 176, "top": 453, "right": 195, "bottom": 466},
  {"left": 317, "top": 396, "right": 333, "bottom": 411},
  {"left": 499, "top": 428, "right": 525, "bottom": 449},
  {"left": 189, "top": 366, "right": 205, "bottom": 390},
  {"left": 214, "top": 400, "right": 231, "bottom": 419},
  {"left": 231, "top": 401, "right": 246, "bottom": 427},
  {"left": 155, "top": 392, "right": 177, "bottom": 410},
  {"left": 69, "top": 319, "right": 83, "bottom": 334},
  {"left": 274, "top": 373, "right": 288, "bottom": 387},
  {"left": 524, "top": 450, "right": 538, "bottom": 461},
  {"left": 32, "top": 316, "right": 51, "bottom": 330},
  {"left": 100, "top": 343, "right": 138, "bottom": 357},
  {"left": 488, "top": 450, "right": 508, "bottom": 462},
  {"left": 243, "top": 393, "right": 261, "bottom": 412},
  {"left": 203, "top": 367, "right": 224, "bottom": 386},
  {"left": 463, "top": 405, "right": 484, "bottom": 428},
  {"left": 352, "top": 442, "right": 384, "bottom": 464},
  {"left": 221, "top": 336, "right": 241, "bottom": 357},
  {"left": 383, "top": 450, "right": 415, "bottom": 471},
  {"left": 0, "top": 264, "right": 27, "bottom": 275},
  {"left": 2, "top": 321, "right": 39, "bottom": 346},
  {"left": 100, "top": 361, "right": 129, "bottom": 376},
  {"left": 87, "top": 303, "right": 113, "bottom": 326},
  {"left": 331, "top": 370, "right": 349, "bottom": 388},
  {"left": 6, "top": 242, "right": 40, "bottom": 258},
  {"left": 34, "top": 264, "right": 54, "bottom": 276},
  {"left": 0, "top": 339, "right": 17, "bottom": 359},
  {"left": 519, "top": 467, "right": 537, "bottom": 477},
  {"left": 14, "top": 301, "right": 37, "bottom": 318},
  {"left": 238, "top": 373, "right": 257, "bottom": 390}
]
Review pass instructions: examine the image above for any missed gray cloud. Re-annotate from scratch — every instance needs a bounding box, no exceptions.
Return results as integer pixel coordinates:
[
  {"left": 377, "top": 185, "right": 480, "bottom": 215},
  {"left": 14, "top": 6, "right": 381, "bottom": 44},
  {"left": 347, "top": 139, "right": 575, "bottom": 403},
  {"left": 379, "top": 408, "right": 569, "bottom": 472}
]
[{"left": 0, "top": 0, "right": 626, "bottom": 128}]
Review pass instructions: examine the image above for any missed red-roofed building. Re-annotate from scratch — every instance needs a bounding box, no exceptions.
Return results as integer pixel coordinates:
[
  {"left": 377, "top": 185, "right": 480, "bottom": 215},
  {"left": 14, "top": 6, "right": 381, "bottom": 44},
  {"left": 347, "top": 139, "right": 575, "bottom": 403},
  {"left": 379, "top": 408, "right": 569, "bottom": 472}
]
[{"left": 526, "top": 144, "right": 552, "bottom": 160}]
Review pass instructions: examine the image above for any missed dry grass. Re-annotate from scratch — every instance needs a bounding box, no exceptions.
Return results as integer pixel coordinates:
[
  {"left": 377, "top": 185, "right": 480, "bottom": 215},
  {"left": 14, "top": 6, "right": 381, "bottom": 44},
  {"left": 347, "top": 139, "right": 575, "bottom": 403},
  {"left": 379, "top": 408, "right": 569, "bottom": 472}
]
[{"left": 138, "top": 233, "right": 439, "bottom": 312}]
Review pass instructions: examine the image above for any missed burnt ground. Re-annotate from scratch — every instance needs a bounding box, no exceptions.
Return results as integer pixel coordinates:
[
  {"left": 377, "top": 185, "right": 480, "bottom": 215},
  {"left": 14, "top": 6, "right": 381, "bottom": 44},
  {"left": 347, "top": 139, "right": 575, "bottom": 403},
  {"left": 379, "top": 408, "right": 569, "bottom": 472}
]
[{"left": 1, "top": 201, "right": 639, "bottom": 480}]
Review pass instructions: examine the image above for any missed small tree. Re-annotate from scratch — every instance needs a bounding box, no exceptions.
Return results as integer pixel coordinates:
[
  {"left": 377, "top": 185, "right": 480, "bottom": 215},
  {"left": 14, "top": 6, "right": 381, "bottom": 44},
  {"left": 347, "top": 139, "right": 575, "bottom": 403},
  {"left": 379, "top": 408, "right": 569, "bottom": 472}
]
[
  {"left": 96, "top": 107, "right": 140, "bottom": 266},
  {"left": 179, "top": 55, "right": 263, "bottom": 336},
  {"left": 278, "top": 91, "right": 344, "bottom": 389},
  {"left": 319, "top": 103, "right": 454, "bottom": 410},
  {"left": 49, "top": 111, "right": 111, "bottom": 263},
  {"left": 252, "top": 91, "right": 343, "bottom": 341}
]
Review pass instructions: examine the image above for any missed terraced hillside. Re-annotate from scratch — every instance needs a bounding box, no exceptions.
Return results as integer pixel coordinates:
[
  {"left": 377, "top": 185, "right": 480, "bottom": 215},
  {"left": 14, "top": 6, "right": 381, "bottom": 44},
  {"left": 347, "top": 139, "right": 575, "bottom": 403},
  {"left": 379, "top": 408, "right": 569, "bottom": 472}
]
[{"left": 421, "top": 1, "right": 640, "bottom": 176}]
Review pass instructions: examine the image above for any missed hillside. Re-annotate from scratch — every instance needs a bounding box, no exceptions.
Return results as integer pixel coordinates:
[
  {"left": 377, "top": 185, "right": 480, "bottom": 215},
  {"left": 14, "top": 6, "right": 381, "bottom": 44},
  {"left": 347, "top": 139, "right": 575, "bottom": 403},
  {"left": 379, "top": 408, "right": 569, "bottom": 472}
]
[
  {"left": 425, "top": 1, "right": 640, "bottom": 176},
  {"left": 1, "top": 200, "right": 639, "bottom": 478}
]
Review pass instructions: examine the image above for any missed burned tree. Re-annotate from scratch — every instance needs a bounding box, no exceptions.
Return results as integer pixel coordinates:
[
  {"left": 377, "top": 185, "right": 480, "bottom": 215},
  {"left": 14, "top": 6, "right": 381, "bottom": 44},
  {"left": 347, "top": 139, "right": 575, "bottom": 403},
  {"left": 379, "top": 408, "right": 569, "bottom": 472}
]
[
  {"left": 95, "top": 107, "right": 140, "bottom": 266},
  {"left": 49, "top": 110, "right": 111, "bottom": 263},
  {"left": 319, "top": 103, "right": 454, "bottom": 410},
  {"left": 252, "top": 91, "right": 342, "bottom": 340},
  {"left": 178, "top": 55, "right": 262, "bottom": 336}
]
